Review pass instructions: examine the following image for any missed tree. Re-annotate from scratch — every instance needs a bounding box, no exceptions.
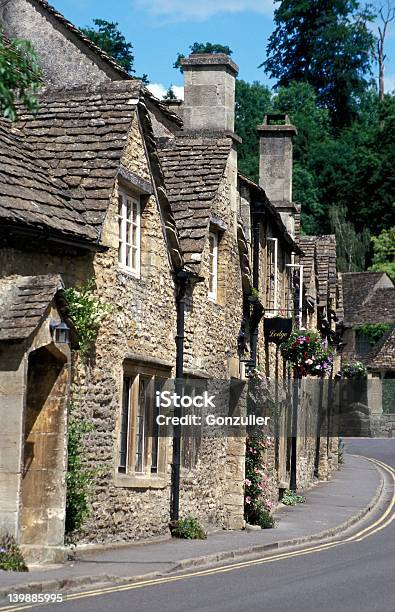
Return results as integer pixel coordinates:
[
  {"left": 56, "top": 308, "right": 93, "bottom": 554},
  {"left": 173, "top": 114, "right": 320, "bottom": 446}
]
[
  {"left": 164, "top": 85, "right": 177, "bottom": 100},
  {"left": 375, "top": 0, "right": 395, "bottom": 101},
  {"left": 235, "top": 80, "right": 272, "bottom": 182},
  {"left": 263, "top": 0, "right": 375, "bottom": 127},
  {"left": 81, "top": 19, "right": 135, "bottom": 73},
  {"left": 0, "top": 29, "right": 41, "bottom": 121},
  {"left": 369, "top": 226, "right": 395, "bottom": 280},
  {"left": 329, "top": 205, "right": 371, "bottom": 271},
  {"left": 174, "top": 42, "right": 233, "bottom": 72}
]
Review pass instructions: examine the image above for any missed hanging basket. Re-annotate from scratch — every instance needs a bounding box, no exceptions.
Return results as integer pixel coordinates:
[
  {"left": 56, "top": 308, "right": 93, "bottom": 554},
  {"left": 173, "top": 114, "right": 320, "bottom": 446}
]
[{"left": 263, "top": 316, "right": 293, "bottom": 345}]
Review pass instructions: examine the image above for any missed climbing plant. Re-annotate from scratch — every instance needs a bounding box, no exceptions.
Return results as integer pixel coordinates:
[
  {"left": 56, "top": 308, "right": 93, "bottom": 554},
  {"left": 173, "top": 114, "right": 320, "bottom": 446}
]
[
  {"left": 63, "top": 279, "right": 111, "bottom": 361},
  {"left": 244, "top": 427, "right": 275, "bottom": 529},
  {"left": 355, "top": 323, "right": 393, "bottom": 347},
  {"left": 65, "top": 400, "right": 95, "bottom": 543}
]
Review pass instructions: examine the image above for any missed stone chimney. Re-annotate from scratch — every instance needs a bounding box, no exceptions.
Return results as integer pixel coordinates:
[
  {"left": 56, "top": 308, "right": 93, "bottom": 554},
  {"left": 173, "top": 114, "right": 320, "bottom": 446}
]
[
  {"left": 257, "top": 114, "right": 298, "bottom": 236},
  {"left": 180, "top": 54, "right": 239, "bottom": 132}
]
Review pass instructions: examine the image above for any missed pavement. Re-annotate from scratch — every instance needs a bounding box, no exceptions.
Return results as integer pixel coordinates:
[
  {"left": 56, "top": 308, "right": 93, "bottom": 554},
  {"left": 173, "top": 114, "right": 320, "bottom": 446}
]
[{"left": 0, "top": 453, "right": 384, "bottom": 603}]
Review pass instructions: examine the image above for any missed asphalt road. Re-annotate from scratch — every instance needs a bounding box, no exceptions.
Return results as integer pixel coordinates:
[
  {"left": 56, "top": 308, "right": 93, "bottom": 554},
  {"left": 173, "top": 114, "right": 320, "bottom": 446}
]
[{"left": 16, "top": 439, "right": 395, "bottom": 612}]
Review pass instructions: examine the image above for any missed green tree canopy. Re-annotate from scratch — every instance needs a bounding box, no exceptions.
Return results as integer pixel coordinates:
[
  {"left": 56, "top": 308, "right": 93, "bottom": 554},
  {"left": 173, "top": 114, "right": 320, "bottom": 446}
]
[
  {"left": 80, "top": 19, "right": 135, "bottom": 73},
  {"left": 369, "top": 227, "right": 395, "bottom": 281},
  {"left": 174, "top": 42, "right": 233, "bottom": 72},
  {"left": 235, "top": 80, "right": 272, "bottom": 182},
  {"left": 0, "top": 30, "right": 41, "bottom": 121},
  {"left": 164, "top": 85, "right": 177, "bottom": 100},
  {"left": 263, "top": 0, "right": 375, "bottom": 127}
]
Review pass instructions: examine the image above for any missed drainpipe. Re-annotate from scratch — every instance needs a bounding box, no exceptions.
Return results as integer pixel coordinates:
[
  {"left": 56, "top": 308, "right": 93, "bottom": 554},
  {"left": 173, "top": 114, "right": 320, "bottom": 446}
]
[
  {"left": 171, "top": 270, "right": 203, "bottom": 523},
  {"left": 250, "top": 212, "right": 264, "bottom": 369},
  {"left": 290, "top": 371, "right": 300, "bottom": 491}
]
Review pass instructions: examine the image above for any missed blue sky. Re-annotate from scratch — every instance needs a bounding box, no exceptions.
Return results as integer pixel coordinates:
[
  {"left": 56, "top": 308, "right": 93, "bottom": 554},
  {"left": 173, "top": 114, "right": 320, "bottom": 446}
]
[{"left": 56, "top": 0, "right": 395, "bottom": 98}]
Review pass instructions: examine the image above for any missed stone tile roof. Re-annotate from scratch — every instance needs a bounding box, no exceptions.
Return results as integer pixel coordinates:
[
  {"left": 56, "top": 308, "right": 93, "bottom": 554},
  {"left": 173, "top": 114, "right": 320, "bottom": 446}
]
[
  {"left": 298, "top": 235, "right": 337, "bottom": 305},
  {"left": 298, "top": 236, "right": 316, "bottom": 295},
  {"left": 315, "top": 235, "right": 337, "bottom": 304},
  {"left": 32, "top": 0, "right": 131, "bottom": 80},
  {"left": 238, "top": 174, "right": 302, "bottom": 255},
  {"left": 0, "top": 274, "right": 63, "bottom": 341},
  {"left": 341, "top": 272, "right": 395, "bottom": 325},
  {"left": 16, "top": 81, "right": 140, "bottom": 233},
  {"left": 0, "top": 121, "right": 96, "bottom": 243},
  {"left": 157, "top": 133, "right": 233, "bottom": 268},
  {"left": 364, "top": 327, "right": 395, "bottom": 370}
]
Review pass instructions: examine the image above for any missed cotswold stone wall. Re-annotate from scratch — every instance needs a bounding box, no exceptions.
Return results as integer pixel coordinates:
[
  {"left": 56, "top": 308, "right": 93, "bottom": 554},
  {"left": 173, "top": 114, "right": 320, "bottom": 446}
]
[
  {"left": 0, "top": 0, "right": 123, "bottom": 87},
  {"left": 70, "top": 116, "right": 177, "bottom": 543},
  {"left": 179, "top": 152, "right": 245, "bottom": 530}
]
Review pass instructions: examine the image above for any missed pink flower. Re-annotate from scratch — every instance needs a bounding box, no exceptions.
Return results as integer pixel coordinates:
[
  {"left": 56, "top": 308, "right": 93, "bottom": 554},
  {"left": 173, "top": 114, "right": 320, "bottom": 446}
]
[
  {"left": 305, "top": 359, "right": 313, "bottom": 365},
  {"left": 266, "top": 500, "right": 274, "bottom": 509},
  {"left": 244, "top": 478, "right": 252, "bottom": 487},
  {"left": 245, "top": 496, "right": 251, "bottom": 504}
]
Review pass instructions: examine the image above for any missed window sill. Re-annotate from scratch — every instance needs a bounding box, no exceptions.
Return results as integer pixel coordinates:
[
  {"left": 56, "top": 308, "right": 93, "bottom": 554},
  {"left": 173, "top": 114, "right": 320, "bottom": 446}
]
[
  {"left": 117, "top": 265, "right": 141, "bottom": 280},
  {"left": 114, "top": 473, "right": 168, "bottom": 489}
]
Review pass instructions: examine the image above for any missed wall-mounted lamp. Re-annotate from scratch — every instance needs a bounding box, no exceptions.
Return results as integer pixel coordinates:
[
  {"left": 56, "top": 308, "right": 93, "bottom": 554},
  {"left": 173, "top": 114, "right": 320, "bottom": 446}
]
[{"left": 50, "top": 320, "right": 70, "bottom": 344}]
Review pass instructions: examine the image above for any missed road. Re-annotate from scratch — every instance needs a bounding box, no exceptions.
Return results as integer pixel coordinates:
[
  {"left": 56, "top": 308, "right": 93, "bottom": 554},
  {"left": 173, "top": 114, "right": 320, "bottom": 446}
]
[{"left": 6, "top": 439, "right": 395, "bottom": 612}]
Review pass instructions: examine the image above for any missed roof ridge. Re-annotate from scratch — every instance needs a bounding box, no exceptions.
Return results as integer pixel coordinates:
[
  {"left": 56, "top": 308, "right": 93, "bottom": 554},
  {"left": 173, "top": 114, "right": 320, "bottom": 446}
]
[{"left": 32, "top": 0, "right": 131, "bottom": 80}]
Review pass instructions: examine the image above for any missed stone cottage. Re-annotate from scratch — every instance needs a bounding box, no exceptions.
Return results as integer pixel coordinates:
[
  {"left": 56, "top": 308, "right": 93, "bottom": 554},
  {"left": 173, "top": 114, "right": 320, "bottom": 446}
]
[
  {"left": 341, "top": 271, "right": 395, "bottom": 418},
  {"left": 0, "top": 0, "right": 343, "bottom": 561}
]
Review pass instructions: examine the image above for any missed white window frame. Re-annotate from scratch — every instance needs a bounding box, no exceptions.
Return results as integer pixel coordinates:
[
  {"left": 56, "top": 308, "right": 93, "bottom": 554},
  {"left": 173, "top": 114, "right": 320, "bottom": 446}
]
[
  {"left": 208, "top": 232, "right": 218, "bottom": 301},
  {"left": 267, "top": 237, "right": 278, "bottom": 315},
  {"left": 118, "top": 190, "right": 141, "bottom": 277}
]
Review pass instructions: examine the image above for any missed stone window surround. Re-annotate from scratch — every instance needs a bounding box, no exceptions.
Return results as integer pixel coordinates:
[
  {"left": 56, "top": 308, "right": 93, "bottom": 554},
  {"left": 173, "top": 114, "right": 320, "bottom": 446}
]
[
  {"left": 208, "top": 216, "right": 227, "bottom": 306},
  {"left": 116, "top": 168, "right": 154, "bottom": 280},
  {"left": 114, "top": 355, "right": 172, "bottom": 490},
  {"left": 208, "top": 231, "right": 218, "bottom": 302}
]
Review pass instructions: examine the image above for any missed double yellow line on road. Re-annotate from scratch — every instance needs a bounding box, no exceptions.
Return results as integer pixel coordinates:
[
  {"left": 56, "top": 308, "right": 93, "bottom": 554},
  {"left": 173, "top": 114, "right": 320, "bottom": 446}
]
[{"left": 1, "top": 456, "right": 394, "bottom": 612}]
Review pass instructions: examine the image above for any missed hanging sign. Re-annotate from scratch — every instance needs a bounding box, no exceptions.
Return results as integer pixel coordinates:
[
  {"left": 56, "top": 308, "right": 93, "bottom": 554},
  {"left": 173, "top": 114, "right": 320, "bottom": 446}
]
[{"left": 263, "top": 317, "right": 293, "bottom": 345}]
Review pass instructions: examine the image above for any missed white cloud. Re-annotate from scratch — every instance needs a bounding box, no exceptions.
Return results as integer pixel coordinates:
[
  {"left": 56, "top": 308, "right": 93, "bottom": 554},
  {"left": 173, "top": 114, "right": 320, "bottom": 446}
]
[
  {"left": 147, "top": 83, "right": 184, "bottom": 100},
  {"left": 135, "top": 0, "right": 273, "bottom": 21}
]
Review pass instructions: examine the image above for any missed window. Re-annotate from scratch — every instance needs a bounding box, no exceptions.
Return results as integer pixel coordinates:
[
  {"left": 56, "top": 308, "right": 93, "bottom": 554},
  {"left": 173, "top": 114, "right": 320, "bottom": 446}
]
[
  {"left": 208, "top": 232, "right": 218, "bottom": 301},
  {"left": 355, "top": 331, "right": 371, "bottom": 358},
  {"left": 118, "top": 190, "right": 140, "bottom": 275},
  {"left": 266, "top": 237, "right": 278, "bottom": 314},
  {"left": 118, "top": 369, "right": 167, "bottom": 484}
]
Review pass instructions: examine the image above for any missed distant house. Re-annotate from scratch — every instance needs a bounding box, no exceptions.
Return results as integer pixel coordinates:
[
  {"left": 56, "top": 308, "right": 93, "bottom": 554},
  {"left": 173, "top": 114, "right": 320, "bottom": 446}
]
[{"left": 341, "top": 271, "right": 395, "bottom": 417}]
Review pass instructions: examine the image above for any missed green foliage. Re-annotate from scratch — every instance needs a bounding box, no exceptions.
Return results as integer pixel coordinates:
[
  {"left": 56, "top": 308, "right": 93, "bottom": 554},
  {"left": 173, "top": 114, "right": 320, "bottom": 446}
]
[
  {"left": 245, "top": 427, "right": 275, "bottom": 528},
  {"left": 65, "top": 401, "right": 95, "bottom": 542},
  {"left": 164, "top": 85, "right": 177, "bottom": 100},
  {"left": 339, "top": 361, "right": 368, "bottom": 379},
  {"left": 263, "top": 0, "right": 375, "bottom": 128},
  {"left": 174, "top": 42, "right": 233, "bottom": 72},
  {"left": 235, "top": 80, "right": 272, "bottom": 182},
  {"left": 63, "top": 279, "right": 111, "bottom": 361},
  {"left": 355, "top": 324, "right": 393, "bottom": 346},
  {"left": 329, "top": 205, "right": 371, "bottom": 271},
  {"left": 280, "top": 330, "right": 335, "bottom": 376},
  {"left": 383, "top": 380, "right": 395, "bottom": 414},
  {"left": 281, "top": 489, "right": 306, "bottom": 505},
  {"left": 369, "top": 227, "right": 395, "bottom": 281},
  {"left": 80, "top": 19, "right": 134, "bottom": 73},
  {"left": 170, "top": 517, "right": 207, "bottom": 539},
  {"left": 0, "top": 534, "right": 28, "bottom": 572},
  {"left": 0, "top": 29, "right": 41, "bottom": 121}
]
